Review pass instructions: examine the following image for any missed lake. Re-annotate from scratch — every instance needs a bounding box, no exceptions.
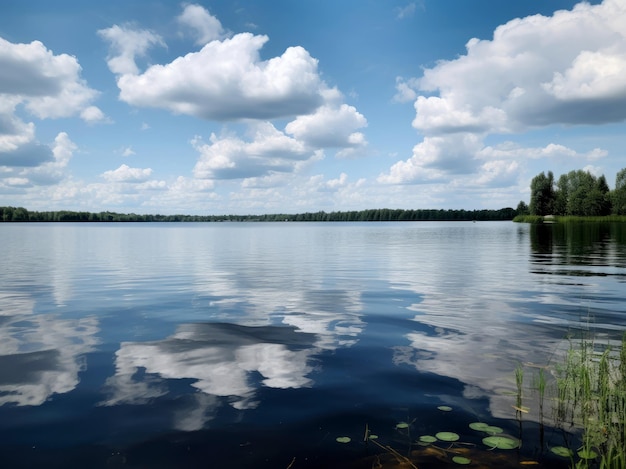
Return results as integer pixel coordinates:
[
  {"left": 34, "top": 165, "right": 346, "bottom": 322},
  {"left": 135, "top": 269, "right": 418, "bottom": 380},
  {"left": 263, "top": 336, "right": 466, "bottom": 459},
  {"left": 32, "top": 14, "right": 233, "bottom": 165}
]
[{"left": 0, "top": 221, "right": 625, "bottom": 468}]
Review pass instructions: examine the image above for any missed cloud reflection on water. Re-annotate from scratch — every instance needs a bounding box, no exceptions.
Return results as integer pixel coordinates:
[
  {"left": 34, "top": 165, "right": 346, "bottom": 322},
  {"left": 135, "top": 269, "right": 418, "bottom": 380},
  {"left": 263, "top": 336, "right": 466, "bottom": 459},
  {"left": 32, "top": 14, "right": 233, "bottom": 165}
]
[
  {"left": 0, "top": 293, "right": 99, "bottom": 406},
  {"left": 100, "top": 323, "right": 318, "bottom": 429}
]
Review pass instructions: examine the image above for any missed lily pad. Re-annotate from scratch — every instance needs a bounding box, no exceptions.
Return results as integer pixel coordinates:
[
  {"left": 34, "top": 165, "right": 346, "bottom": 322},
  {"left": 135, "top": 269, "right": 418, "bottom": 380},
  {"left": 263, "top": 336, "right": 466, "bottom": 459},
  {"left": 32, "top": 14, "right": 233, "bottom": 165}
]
[
  {"left": 435, "top": 431, "right": 460, "bottom": 442},
  {"left": 484, "top": 425, "right": 503, "bottom": 435},
  {"left": 452, "top": 456, "right": 471, "bottom": 465},
  {"left": 395, "top": 422, "right": 410, "bottom": 429},
  {"left": 469, "top": 422, "right": 491, "bottom": 432},
  {"left": 437, "top": 405, "right": 453, "bottom": 411},
  {"left": 577, "top": 448, "right": 598, "bottom": 460},
  {"left": 550, "top": 446, "right": 573, "bottom": 458},
  {"left": 336, "top": 437, "right": 351, "bottom": 443},
  {"left": 483, "top": 435, "right": 520, "bottom": 449},
  {"left": 419, "top": 435, "right": 437, "bottom": 443}
]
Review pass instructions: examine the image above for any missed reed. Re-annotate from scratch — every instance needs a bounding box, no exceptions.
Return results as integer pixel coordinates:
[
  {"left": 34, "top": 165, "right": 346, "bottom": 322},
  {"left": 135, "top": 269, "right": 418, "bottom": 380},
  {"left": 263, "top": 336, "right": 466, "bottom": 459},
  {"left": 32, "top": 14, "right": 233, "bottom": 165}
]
[{"left": 550, "top": 332, "right": 626, "bottom": 468}]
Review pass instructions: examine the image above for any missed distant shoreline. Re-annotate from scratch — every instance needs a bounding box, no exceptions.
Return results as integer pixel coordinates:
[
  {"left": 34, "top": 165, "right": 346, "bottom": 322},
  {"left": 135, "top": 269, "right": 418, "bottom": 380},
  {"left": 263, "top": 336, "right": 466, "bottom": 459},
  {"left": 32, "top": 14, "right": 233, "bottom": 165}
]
[{"left": 1, "top": 206, "right": 516, "bottom": 223}]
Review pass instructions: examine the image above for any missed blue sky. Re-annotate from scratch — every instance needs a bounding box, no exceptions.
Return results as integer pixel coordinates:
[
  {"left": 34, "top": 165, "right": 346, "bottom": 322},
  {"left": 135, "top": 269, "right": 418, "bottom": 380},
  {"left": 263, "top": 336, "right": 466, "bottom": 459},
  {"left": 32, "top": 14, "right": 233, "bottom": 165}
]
[{"left": 1, "top": 0, "right": 624, "bottom": 215}]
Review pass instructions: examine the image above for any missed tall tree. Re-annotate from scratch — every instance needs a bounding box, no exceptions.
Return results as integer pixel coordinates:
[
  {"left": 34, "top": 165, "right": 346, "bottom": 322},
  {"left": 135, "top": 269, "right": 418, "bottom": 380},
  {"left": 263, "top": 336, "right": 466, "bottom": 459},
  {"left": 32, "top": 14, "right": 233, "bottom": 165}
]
[
  {"left": 553, "top": 173, "right": 569, "bottom": 215},
  {"left": 529, "top": 171, "right": 555, "bottom": 216},
  {"left": 566, "top": 170, "right": 596, "bottom": 216},
  {"left": 613, "top": 168, "right": 626, "bottom": 215}
]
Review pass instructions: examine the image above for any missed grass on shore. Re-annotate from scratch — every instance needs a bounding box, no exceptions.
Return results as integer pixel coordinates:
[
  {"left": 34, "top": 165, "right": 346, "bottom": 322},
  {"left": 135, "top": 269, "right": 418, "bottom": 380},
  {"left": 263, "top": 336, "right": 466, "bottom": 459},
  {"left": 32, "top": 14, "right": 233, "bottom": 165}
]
[{"left": 513, "top": 215, "right": 626, "bottom": 223}]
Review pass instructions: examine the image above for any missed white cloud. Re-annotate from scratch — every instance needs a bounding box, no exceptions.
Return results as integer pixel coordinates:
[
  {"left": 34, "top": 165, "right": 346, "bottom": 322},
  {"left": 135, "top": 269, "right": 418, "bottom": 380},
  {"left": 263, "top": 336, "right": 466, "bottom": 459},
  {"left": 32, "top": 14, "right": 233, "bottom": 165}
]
[
  {"left": 384, "top": 0, "right": 626, "bottom": 191},
  {"left": 98, "top": 24, "right": 165, "bottom": 75},
  {"left": 475, "top": 160, "right": 520, "bottom": 186},
  {"left": 102, "top": 163, "right": 153, "bottom": 182},
  {"left": 379, "top": 133, "right": 484, "bottom": 184},
  {"left": 285, "top": 103, "right": 368, "bottom": 150},
  {"left": 80, "top": 106, "right": 109, "bottom": 124},
  {"left": 411, "top": 0, "right": 626, "bottom": 133},
  {"left": 115, "top": 32, "right": 325, "bottom": 120},
  {"left": 0, "top": 111, "right": 36, "bottom": 153},
  {"left": 177, "top": 4, "right": 227, "bottom": 45},
  {"left": 478, "top": 142, "right": 608, "bottom": 161},
  {"left": 0, "top": 36, "right": 100, "bottom": 120},
  {"left": 393, "top": 76, "right": 419, "bottom": 103},
  {"left": 325, "top": 172, "right": 348, "bottom": 190},
  {"left": 192, "top": 123, "right": 310, "bottom": 180}
]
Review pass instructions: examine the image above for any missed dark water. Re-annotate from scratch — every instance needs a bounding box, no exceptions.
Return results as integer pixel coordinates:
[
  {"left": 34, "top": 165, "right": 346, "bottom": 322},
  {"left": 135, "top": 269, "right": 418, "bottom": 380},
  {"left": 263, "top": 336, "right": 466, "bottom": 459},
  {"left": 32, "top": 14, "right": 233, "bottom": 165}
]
[{"left": 0, "top": 221, "right": 624, "bottom": 468}]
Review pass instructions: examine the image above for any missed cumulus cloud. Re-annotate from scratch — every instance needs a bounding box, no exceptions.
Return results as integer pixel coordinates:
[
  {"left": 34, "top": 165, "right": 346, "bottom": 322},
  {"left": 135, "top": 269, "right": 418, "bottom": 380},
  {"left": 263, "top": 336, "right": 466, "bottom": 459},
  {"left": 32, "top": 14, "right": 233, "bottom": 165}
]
[
  {"left": 102, "top": 164, "right": 153, "bottom": 182},
  {"left": 98, "top": 24, "right": 165, "bottom": 75},
  {"left": 393, "top": 77, "right": 419, "bottom": 103},
  {"left": 285, "top": 103, "right": 367, "bottom": 150},
  {"left": 0, "top": 37, "right": 100, "bottom": 121},
  {"left": 20, "top": 132, "right": 77, "bottom": 185},
  {"left": 414, "top": 0, "right": 626, "bottom": 132},
  {"left": 0, "top": 36, "right": 102, "bottom": 186},
  {"left": 97, "top": 5, "right": 369, "bottom": 188},
  {"left": 192, "top": 123, "right": 310, "bottom": 180},
  {"left": 114, "top": 32, "right": 325, "bottom": 120},
  {"left": 383, "top": 0, "right": 624, "bottom": 187},
  {"left": 81, "top": 106, "right": 110, "bottom": 124},
  {"left": 192, "top": 101, "right": 368, "bottom": 181},
  {"left": 177, "top": 3, "right": 227, "bottom": 45},
  {"left": 379, "top": 133, "right": 484, "bottom": 184}
]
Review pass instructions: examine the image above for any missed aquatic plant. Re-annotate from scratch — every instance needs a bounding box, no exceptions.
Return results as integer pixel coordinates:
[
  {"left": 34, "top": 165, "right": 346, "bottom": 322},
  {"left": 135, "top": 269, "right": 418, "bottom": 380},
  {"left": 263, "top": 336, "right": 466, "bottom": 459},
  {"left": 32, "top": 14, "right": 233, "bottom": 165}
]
[
  {"left": 435, "top": 431, "right": 460, "bottom": 442},
  {"left": 482, "top": 435, "right": 520, "bottom": 450},
  {"left": 549, "top": 332, "right": 626, "bottom": 469}
]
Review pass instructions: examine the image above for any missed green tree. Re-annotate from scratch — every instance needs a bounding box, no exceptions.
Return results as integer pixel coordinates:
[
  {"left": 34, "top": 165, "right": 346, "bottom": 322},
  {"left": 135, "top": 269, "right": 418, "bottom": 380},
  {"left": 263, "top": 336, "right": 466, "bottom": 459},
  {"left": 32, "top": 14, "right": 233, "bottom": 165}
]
[
  {"left": 613, "top": 168, "right": 626, "bottom": 215},
  {"left": 593, "top": 174, "right": 612, "bottom": 216},
  {"left": 553, "top": 173, "right": 569, "bottom": 215},
  {"left": 529, "top": 171, "right": 555, "bottom": 216},
  {"left": 566, "top": 170, "right": 598, "bottom": 216},
  {"left": 516, "top": 200, "right": 529, "bottom": 216}
]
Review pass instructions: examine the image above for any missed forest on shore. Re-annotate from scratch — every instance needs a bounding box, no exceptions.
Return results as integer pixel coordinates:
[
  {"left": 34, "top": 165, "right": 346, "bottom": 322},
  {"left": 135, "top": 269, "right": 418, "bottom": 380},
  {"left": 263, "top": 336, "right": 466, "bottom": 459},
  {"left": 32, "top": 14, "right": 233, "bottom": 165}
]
[
  {"left": 519, "top": 167, "right": 626, "bottom": 217},
  {"left": 0, "top": 206, "right": 517, "bottom": 223}
]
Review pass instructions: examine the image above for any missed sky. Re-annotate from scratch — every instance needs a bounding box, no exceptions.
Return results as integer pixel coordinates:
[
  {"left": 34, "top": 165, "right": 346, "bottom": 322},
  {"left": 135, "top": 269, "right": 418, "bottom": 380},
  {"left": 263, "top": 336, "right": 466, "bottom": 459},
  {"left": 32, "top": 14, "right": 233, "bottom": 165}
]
[{"left": 1, "top": 0, "right": 625, "bottom": 215}]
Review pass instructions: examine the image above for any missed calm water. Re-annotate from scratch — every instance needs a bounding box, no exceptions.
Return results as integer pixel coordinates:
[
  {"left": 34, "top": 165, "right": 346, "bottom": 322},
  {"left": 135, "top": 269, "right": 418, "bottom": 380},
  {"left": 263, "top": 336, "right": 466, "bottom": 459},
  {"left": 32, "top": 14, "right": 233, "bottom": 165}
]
[{"left": 0, "top": 221, "right": 625, "bottom": 468}]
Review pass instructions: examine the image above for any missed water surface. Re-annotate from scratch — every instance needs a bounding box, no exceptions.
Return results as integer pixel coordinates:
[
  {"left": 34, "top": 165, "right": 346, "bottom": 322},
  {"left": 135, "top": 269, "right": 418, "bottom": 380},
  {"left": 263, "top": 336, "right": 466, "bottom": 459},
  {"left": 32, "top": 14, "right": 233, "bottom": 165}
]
[{"left": 1, "top": 221, "right": 625, "bottom": 468}]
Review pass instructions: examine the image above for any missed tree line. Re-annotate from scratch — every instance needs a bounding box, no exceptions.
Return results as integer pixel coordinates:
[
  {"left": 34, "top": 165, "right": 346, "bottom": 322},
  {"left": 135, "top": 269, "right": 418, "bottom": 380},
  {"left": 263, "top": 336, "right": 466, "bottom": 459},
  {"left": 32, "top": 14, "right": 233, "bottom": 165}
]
[
  {"left": 519, "top": 168, "right": 626, "bottom": 217},
  {"left": 0, "top": 206, "right": 517, "bottom": 223}
]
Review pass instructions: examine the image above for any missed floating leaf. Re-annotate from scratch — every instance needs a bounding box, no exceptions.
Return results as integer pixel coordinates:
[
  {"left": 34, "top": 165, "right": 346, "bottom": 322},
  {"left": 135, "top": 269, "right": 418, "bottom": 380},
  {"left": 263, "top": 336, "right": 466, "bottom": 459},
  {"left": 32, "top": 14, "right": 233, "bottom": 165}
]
[
  {"left": 484, "top": 425, "right": 503, "bottom": 435},
  {"left": 435, "top": 432, "right": 460, "bottom": 442},
  {"left": 520, "top": 461, "right": 540, "bottom": 465},
  {"left": 368, "top": 434, "right": 378, "bottom": 440},
  {"left": 437, "top": 405, "right": 453, "bottom": 412},
  {"left": 452, "top": 456, "right": 471, "bottom": 465},
  {"left": 419, "top": 435, "right": 437, "bottom": 443},
  {"left": 550, "top": 446, "right": 573, "bottom": 458},
  {"left": 336, "top": 437, "right": 351, "bottom": 444},
  {"left": 469, "top": 422, "right": 491, "bottom": 432},
  {"left": 577, "top": 448, "right": 598, "bottom": 460},
  {"left": 395, "top": 422, "right": 410, "bottom": 429},
  {"left": 482, "top": 435, "right": 520, "bottom": 449}
]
